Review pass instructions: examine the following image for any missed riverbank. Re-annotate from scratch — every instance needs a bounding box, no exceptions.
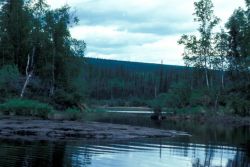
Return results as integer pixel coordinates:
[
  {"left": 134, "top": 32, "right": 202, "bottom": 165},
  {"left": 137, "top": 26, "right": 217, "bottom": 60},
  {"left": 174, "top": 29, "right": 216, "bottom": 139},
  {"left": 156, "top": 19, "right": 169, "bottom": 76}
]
[
  {"left": 93, "top": 106, "right": 152, "bottom": 111},
  {"left": 0, "top": 116, "right": 189, "bottom": 141},
  {"left": 166, "top": 114, "right": 250, "bottom": 127},
  {"left": 93, "top": 106, "right": 250, "bottom": 127}
]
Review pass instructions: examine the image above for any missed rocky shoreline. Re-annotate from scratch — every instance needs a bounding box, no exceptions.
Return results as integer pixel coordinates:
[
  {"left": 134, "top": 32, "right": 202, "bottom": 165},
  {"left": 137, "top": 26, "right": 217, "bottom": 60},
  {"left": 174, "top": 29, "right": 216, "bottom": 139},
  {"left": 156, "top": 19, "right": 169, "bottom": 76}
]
[{"left": 0, "top": 116, "right": 189, "bottom": 141}]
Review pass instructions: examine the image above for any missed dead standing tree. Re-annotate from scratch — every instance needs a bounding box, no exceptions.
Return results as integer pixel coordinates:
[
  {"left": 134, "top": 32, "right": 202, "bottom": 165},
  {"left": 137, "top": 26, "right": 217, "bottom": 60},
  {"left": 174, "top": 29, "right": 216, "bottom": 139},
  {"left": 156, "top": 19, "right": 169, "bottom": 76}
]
[{"left": 20, "top": 47, "right": 35, "bottom": 98}]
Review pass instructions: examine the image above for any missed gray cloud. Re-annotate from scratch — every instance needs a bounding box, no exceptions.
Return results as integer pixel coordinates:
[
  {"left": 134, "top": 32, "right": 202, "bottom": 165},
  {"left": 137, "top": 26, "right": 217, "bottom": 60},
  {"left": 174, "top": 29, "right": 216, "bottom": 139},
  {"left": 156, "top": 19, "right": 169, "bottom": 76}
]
[
  {"left": 47, "top": 0, "right": 246, "bottom": 65},
  {"left": 75, "top": 5, "right": 195, "bottom": 36},
  {"left": 126, "top": 22, "right": 196, "bottom": 35},
  {"left": 87, "top": 46, "right": 126, "bottom": 55},
  {"left": 77, "top": 10, "right": 146, "bottom": 25}
]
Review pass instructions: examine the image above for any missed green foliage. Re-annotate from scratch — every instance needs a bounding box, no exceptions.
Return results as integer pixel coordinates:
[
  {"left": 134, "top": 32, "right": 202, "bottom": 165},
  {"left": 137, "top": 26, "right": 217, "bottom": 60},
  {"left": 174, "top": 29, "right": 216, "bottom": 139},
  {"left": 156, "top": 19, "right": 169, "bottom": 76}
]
[
  {"left": 129, "top": 97, "right": 148, "bottom": 107},
  {"left": 0, "top": 0, "right": 33, "bottom": 70},
  {"left": 149, "top": 93, "right": 168, "bottom": 111},
  {"left": 168, "top": 82, "right": 191, "bottom": 108},
  {"left": 49, "top": 56, "right": 87, "bottom": 108},
  {"left": 0, "top": 99, "right": 53, "bottom": 118},
  {"left": 0, "top": 0, "right": 87, "bottom": 108},
  {"left": 178, "top": 0, "right": 220, "bottom": 67},
  {"left": 227, "top": 94, "right": 250, "bottom": 116},
  {"left": 86, "top": 58, "right": 190, "bottom": 100},
  {"left": 167, "top": 106, "right": 205, "bottom": 115},
  {"left": 97, "top": 99, "right": 127, "bottom": 107},
  {"left": 0, "top": 65, "right": 20, "bottom": 99},
  {"left": 53, "top": 89, "right": 77, "bottom": 108},
  {"left": 150, "top": 82, "right": 191, "bottom": 110},
  {"left": 64, "top": 108, "right": 83, "bottom": 120},
  {"left": 108, "top": 99, "right": 126, "bottom": 107},
  {"left": 175, "top": 0, "right": 250, "bottom": 117},
  {"left": 178, "top": 0, "right": 220, "bottom": 89},
  {"left": 189, "top": 89, "right": 212, "bottom": 107},
  {"left": 71, "top": 39, "right": 86, "bottom": 57},
  {"left": 0, "top": 0, "right": 249, "bottom": 118},
  {"left": 224, "top": 1, "right": 250, "bottom": 116}
]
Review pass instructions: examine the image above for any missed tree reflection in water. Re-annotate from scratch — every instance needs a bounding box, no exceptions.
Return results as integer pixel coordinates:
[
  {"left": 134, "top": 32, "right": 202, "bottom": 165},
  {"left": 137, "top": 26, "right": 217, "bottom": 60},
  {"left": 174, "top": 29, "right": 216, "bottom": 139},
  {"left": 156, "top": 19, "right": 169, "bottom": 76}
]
[
  {"left": 0, "top": 122, "right": 249, "bottom": 167},
  {"left": 0, "top": 139, "right": 249, "bottom": 167}
]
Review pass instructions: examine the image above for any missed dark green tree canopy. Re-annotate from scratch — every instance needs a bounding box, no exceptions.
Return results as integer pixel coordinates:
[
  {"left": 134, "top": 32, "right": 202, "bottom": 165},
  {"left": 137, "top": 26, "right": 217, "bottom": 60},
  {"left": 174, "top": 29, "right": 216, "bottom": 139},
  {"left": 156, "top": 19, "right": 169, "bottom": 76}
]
[{"left": 0, "top": 0, "right": 87, "bottom": 107}]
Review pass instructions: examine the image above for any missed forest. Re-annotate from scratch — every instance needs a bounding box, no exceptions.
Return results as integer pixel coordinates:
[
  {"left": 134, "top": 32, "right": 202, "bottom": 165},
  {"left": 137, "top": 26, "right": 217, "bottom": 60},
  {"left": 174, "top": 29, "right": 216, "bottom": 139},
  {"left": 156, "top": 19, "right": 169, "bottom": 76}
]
[
  {"left": 86, "top": 0, "right": 250, "bottom": 116},
  {"left": 0, "top": 1, "right": 249, "bottom": 167},
  {"left": 0, "top": 0, "right": 87, "bottom": 114},
  {"left": 0, "top": 0, "right": 249, "bottom": 117}
]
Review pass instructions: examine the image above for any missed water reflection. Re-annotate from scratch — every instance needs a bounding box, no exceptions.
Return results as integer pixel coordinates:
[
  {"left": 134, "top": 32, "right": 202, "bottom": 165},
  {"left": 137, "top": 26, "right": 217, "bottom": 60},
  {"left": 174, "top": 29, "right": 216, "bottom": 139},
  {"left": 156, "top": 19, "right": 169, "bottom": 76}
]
[
  {"left": 0, "top": 112, "right": 250, "bottom": 167},
  {"left": 0, "top": 137, "right": 249, "bottom": 167}
]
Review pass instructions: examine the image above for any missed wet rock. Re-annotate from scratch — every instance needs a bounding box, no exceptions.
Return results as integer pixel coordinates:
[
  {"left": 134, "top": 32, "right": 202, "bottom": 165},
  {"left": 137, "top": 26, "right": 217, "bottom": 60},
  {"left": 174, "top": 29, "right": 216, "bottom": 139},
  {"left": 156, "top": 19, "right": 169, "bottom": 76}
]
[{"left": 0, "top": 116, "right": 189, "bottom": 141}]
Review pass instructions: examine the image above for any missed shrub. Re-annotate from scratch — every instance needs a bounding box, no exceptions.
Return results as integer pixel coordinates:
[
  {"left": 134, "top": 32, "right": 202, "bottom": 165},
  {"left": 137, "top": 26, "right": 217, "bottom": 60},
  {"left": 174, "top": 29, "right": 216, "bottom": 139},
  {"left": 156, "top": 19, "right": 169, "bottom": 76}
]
[
  {"left": 113, "top": 99, "right": 126, "bottom": 107},
  {"left": 64, "top": 108, "right": 83, "bottom": 120},
  {"left": 167, "top": 82, "right": 191, "bottom": 108},
  {"left": 0, "top": 65, "right": 20, "bottom": 100},
  {"left": 129, "top": 97, "right": 147, "bottom": 107},
  {"left": 149, "top": 93, "right": 168, "bottom": 112},
  {"left": 227, "top": 95, "right": 250, "bottom": 116},
  {"left": 53, "top": 88, "right": 85, "bottom": 109},
  {"left": 53, "top": 89, "right": 74, "bottom": 108},
  {"left": 0, "top": 99, "right": 54, "bottom": 118},
  {"left": 102, "top": 99, "right": 125, "bottom": 107}
]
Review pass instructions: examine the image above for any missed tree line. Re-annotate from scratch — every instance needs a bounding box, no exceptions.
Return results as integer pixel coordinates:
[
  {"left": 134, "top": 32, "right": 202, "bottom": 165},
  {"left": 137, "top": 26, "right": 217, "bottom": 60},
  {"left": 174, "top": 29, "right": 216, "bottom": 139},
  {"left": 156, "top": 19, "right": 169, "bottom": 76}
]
[
  {"left": 86, "top": 0, "right": 250, "bottom": 116},
  {"left": 177, "top": 0, "right": 250, "bottom": 115},
  {"left": 84, "top": 58, "right": 189, "bottom": 100},
  {"left": 0, "top": 0, "right": 86, "bottom": 109},
  {"left": 0, "top": 0, "right": 249, "bottom": 116}
]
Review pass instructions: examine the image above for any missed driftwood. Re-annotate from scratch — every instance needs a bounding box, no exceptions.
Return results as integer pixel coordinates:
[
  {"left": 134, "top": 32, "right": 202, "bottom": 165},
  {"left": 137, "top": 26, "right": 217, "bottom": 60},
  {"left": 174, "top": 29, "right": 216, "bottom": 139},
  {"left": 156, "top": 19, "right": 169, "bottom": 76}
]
[
  {"left": 77, "top": 103, "right": 89, "bottom": 112},
  {"left": 49, "top": 47, "right": 56, "bottom": 96},
  {"left": 20, "top": 47, "right": 35, "bottom": 98}
]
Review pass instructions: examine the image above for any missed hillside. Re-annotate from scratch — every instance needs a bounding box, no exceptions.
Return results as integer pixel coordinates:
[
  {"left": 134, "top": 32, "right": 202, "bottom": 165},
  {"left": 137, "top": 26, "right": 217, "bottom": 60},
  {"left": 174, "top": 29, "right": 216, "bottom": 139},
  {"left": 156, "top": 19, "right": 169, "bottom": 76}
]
[
  {"left": 85, "top": 57, "right": 189, "bottom": 73},
  {"left": 84, "top": 58, "right": 194, "bottom": 101}
]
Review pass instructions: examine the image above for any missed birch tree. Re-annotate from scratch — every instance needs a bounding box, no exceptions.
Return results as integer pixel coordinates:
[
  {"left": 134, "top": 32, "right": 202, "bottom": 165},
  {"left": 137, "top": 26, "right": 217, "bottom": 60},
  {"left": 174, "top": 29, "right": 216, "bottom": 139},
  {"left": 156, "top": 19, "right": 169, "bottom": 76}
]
[{"left": 178, "top": 0, "right": 220, "bottom": 89}]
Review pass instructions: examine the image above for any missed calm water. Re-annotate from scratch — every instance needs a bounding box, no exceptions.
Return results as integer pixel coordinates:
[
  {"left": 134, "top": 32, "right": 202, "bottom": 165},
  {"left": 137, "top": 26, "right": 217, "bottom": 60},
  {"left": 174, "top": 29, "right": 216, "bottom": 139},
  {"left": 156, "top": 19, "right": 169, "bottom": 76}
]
[{"left": 0, "top": 112, "right": 249, "bottom": 167}]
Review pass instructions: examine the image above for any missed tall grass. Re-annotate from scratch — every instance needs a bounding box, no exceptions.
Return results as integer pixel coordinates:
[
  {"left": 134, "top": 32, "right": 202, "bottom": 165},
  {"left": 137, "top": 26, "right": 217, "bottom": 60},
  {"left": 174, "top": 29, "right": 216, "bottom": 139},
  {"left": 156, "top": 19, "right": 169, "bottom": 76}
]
[{"left": 0, "top": 99, "right": 54, "bottom": 118}]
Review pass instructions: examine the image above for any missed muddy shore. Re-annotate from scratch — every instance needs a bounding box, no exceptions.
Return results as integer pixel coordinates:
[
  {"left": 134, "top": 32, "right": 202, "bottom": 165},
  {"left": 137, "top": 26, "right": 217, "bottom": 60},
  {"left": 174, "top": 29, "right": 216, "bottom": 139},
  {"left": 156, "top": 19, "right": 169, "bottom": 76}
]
[{"left": 0, "top": 116, "right": 189, "bottom": 141}]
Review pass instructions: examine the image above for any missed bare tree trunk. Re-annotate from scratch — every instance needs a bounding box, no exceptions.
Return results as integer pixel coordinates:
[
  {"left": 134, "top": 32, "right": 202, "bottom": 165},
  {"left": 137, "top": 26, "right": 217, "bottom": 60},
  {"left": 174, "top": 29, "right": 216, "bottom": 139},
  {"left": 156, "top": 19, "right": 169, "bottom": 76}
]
[
  {"left": 20, "top": 47, "right": 35, "bottom": 98},
  {"left": 211, "top": 75, "right": 214, "bottom": 88},
  {"left": 221, "top": 70, "right": 224, "bottom": 89},
  {"left": 221, "top": 56, "right": 225, "bottom": 89},
  {"left": 154, "top": 85, "right": 157, "bottom": 98},
  {"left": 2, "top": 50, "right": 4, "bottom": 66},
  {"left": 204, "top": 54, "right": 210, "bottom": 89},
  {"left": 214, "top": 92, "right": 219, "bottom": 112},
  {"left": 50, "top": 47, "right": 55, "bottom": 96},
  {"left": 205, "top": 68, "right": 210, "bottom": 89}
]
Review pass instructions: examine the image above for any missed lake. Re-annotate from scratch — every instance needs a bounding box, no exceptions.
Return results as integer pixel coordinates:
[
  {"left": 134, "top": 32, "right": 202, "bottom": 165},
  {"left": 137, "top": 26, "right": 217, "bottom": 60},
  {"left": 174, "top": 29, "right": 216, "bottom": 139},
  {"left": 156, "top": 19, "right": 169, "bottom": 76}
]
[{"left": 0, "top": 111, "right": 249, "bottom": 167}]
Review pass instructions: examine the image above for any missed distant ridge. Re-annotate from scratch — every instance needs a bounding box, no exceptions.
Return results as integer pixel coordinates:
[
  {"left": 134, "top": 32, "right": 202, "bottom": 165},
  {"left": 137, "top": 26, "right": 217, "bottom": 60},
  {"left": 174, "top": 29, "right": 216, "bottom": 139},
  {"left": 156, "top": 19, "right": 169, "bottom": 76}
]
[{"left": 85, "top": 57, "right": 189, "bottom": 72}]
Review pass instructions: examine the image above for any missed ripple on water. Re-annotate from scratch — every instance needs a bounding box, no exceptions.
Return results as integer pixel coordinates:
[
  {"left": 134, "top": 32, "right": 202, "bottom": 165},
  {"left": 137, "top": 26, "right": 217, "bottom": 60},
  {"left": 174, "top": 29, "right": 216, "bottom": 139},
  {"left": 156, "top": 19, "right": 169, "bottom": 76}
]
[{"left": 0, "top": 138, "right": 245, "bottom": 167}]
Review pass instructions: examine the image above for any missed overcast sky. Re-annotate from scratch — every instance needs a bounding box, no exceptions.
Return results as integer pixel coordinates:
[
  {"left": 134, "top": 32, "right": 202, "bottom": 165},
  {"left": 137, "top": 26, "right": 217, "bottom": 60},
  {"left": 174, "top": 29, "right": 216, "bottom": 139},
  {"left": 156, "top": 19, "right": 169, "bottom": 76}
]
[{"left": 47, "top": 0, "right": 245, "bottom": 65}]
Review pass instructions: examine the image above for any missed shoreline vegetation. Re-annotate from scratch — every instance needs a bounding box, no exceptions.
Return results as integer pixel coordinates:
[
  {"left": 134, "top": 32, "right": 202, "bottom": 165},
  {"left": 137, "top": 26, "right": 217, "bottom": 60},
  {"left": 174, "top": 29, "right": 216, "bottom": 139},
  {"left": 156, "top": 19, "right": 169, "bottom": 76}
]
[
  {"left": 0, "top": 0, "right": 249, "bottom": 142},
  {"left": 0, "top": 98, "right": 249, "bottom": 128},
  {"left": 90, "top": 106, "right": 250, "bottom": 127},
  {"left": 0, "top": 103, "right": 249, "bottom": 141}
]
